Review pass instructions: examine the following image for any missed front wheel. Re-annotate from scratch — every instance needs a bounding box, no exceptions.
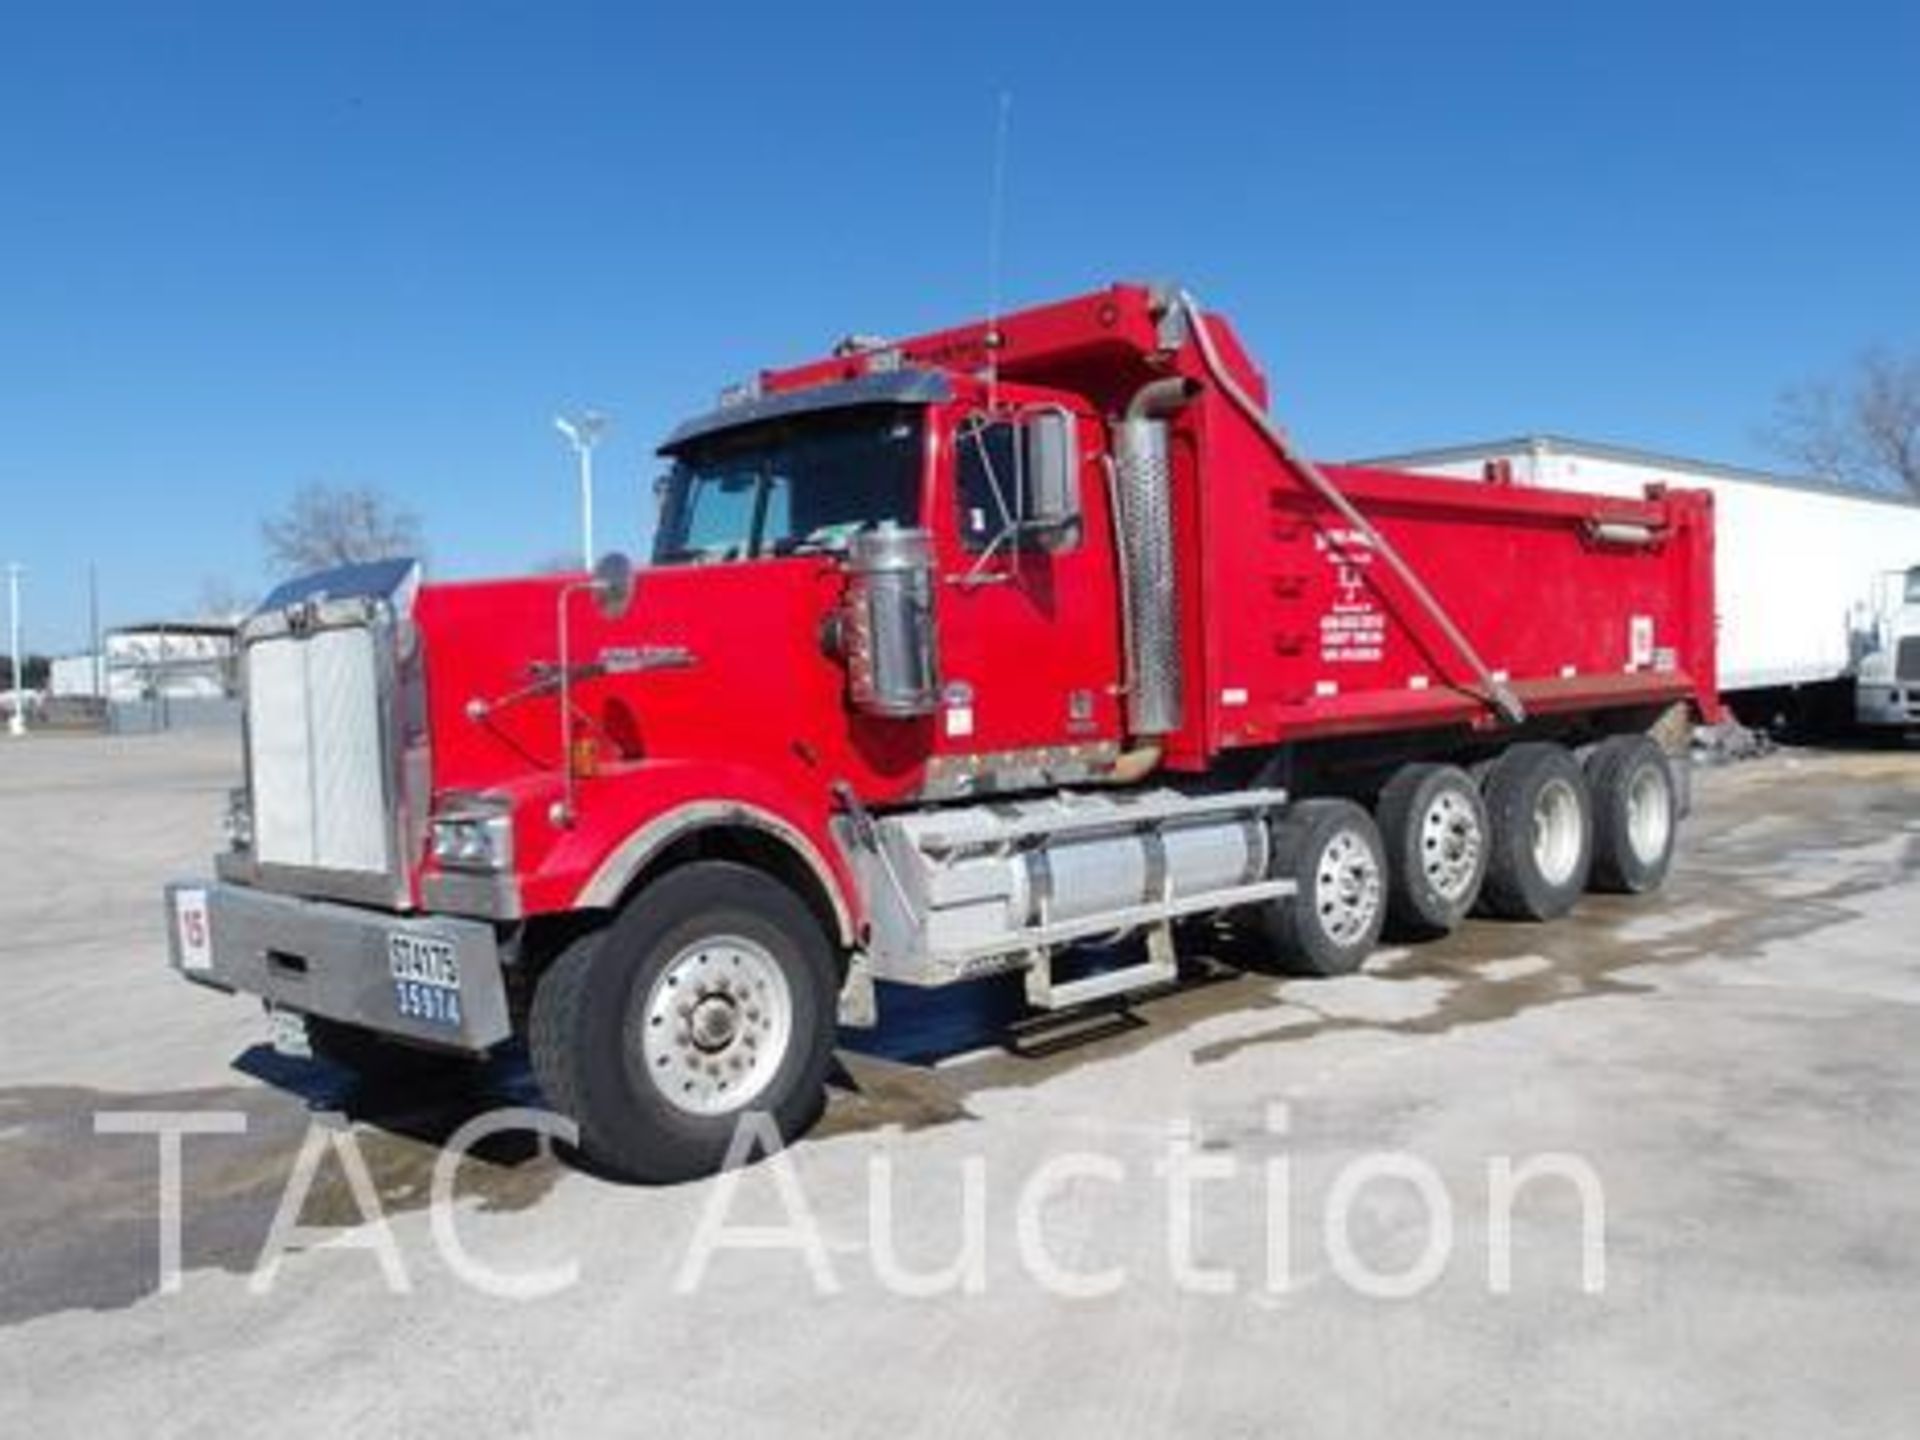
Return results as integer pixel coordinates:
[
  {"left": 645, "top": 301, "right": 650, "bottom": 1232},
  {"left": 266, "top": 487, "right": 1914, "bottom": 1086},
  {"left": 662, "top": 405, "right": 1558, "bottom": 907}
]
[{"left": 530, "top": 861, "right": 838, "bottom": 1184}]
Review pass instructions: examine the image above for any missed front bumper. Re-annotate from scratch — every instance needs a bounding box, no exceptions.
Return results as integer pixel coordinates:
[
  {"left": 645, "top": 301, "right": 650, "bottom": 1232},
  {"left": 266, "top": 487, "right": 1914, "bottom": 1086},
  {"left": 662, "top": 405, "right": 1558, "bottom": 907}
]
[{"left": 164, "top": 880, "right": 513, "bottom": 1053}]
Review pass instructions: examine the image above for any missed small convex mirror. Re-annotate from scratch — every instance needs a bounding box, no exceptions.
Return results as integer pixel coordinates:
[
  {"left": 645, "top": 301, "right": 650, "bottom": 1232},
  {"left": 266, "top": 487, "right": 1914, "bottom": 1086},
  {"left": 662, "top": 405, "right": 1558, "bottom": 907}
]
[{"left": 592, "top": 551, "right": 636, "bottom": 619}]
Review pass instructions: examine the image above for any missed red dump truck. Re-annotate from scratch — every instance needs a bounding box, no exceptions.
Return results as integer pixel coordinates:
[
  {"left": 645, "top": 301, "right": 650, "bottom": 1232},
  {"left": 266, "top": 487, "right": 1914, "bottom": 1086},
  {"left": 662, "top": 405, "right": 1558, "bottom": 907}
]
[{"left": 167, "top": 284, "right": 1718, "bottom": 1181}]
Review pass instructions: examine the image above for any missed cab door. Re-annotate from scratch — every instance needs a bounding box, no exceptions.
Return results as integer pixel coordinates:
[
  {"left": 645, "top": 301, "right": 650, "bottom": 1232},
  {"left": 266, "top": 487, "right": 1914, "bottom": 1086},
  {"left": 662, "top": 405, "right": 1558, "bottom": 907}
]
[{"left": 925, "top": 402, "right": 1125, "bottom": 779}]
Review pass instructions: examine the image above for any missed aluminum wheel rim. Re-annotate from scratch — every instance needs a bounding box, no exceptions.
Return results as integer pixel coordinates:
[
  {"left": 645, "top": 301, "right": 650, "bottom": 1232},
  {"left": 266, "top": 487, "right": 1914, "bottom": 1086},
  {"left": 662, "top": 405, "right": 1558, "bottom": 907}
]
[
  {"left": 1531, "top": 778, "right": 1584, "bottom": 887},
  {"left": 634, "top": 936, "right": 793, "bottom": 1118},
  {"left": 1316, "top": 829, "right": 1382, "bottom": 946},
  {"left": 1625, "top": 764, "right": 1672, "bottom": 864},
  {"left": 1420, "top": 790, "right": 1483, "bottom": 902}
]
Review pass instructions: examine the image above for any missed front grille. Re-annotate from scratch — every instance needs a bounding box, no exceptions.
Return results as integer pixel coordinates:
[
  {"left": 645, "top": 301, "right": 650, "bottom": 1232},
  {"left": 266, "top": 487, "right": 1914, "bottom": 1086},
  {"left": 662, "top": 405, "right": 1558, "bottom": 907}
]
[
  {"left": 247, "top": 625, "right": 393, "bottom": 875},
  {"left": 1898, "top": 636, "right": 1920, "bottom": 683}
]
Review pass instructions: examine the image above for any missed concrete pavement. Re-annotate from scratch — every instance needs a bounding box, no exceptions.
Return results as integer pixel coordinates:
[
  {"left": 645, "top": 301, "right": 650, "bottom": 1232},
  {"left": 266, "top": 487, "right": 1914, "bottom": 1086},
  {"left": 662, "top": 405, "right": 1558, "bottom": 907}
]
[{"left": 2, "top": 731, "right": 1917, "bottom": 1437}]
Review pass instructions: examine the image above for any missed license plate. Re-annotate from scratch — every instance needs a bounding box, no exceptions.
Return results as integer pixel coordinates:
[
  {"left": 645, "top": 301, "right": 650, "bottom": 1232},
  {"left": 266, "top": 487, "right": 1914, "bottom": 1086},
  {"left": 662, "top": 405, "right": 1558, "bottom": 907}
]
[
  {"left": 173, "top": 888, "right": 213, "bottom": 972},
  {"left": 388, "top": 933, "right": 462, "bottom": 1028}
]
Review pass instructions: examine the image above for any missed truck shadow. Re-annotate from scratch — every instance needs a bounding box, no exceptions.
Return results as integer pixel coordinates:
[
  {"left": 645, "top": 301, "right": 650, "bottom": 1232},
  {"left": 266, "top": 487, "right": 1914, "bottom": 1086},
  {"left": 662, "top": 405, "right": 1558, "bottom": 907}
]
[{"left": 0, "top": 1053, "right": 565, "bottom": 1328}]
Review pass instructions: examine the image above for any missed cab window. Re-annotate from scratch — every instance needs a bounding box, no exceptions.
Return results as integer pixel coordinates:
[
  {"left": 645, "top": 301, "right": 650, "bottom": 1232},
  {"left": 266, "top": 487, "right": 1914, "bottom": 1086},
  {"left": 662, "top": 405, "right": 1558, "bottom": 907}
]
[
  {"left": 955, "top": 418, "right": 1022, "bottom": 552},
  {"left": 953, "top": 412, "right": 1080, "bottom": 554},
  {"left": 654, "top": 406, "right": 923, "bottom": 564}
]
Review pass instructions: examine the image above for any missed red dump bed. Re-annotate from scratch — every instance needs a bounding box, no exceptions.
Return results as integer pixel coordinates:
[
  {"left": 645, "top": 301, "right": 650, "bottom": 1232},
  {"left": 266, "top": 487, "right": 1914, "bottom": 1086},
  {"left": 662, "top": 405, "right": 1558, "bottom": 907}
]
[{"left": 1170, "top": 440, "right": 1718, "bottom": 768}]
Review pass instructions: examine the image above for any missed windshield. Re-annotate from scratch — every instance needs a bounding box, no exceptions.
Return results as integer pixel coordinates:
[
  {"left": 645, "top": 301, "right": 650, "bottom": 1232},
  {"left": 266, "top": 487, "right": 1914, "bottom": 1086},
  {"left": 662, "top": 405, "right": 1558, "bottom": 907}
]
[{"left": 653, "top": 405, "right": 923, "bottom": 564}]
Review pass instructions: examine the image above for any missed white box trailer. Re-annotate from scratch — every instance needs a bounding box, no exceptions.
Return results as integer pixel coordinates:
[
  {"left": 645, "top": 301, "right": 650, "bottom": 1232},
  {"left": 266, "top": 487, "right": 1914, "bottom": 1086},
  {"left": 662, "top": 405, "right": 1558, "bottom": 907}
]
[{"left": 1359, "top": 436, "right": 1920, "bottom": 721}]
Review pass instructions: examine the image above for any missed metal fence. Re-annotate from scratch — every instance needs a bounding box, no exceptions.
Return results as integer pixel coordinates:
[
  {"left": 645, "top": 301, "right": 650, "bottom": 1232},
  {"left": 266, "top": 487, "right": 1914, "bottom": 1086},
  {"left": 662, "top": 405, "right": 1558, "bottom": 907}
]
[{"left": 107, "top": 696, "right": 243, "bottom": 734}]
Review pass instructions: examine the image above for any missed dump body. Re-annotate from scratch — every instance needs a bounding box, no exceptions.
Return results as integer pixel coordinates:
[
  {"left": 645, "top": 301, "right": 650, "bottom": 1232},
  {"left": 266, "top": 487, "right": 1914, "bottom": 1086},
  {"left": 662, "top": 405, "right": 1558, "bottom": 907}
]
[{"left": 1165, "top": 448, "right": 1716, "bottom": 763}]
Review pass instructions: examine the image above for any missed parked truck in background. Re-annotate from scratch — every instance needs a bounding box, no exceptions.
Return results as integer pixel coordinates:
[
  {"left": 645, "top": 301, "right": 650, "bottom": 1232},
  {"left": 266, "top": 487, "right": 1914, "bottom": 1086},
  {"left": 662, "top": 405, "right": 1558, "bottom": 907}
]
[
  {"left": 1363, "top": 436, "right": 1920, "bottom": 734},
  {"left": 1856, "top": 566, "right": 1920, "bottom": 732},
  {"left": 166, "top": 284, "right": 1720, "bottom": 1182}
]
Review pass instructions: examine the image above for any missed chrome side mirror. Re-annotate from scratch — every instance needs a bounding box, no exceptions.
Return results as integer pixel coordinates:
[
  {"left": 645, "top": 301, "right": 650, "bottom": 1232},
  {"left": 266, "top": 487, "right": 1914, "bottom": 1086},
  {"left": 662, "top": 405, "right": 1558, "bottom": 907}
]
[
  {"left": 592, "top": 551, "right": 636, "bottom": 619},
  {"left": 1020, "top": 408, "right": 1080, "bottom": 536}
]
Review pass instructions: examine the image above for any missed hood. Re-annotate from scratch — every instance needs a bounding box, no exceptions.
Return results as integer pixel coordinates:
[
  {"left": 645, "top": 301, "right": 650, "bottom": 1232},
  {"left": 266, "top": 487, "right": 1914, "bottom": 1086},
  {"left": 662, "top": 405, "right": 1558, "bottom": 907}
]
[{"left": 413, "top": 560, "right": 930, "bottom": 805}]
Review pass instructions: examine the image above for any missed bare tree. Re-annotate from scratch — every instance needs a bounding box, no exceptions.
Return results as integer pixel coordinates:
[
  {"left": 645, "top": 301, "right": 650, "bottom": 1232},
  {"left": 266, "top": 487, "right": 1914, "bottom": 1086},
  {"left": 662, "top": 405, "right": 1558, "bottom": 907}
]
[
  {"left": 261, "top": 483, "right": 425, "bottom": 577},
  {"left": 195, "top": 576, "right": 254, "bottom": 622},
  {"left": 1765, "top": 347, "right": 1920, "bottom": 497}
]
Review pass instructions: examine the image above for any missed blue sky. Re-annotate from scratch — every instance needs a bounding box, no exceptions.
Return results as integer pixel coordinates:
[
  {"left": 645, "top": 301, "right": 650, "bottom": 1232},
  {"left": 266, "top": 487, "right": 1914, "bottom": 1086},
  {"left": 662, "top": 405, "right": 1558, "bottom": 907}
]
[{"left": 3, "top": 1, "right": 1916, "bottom": 651}]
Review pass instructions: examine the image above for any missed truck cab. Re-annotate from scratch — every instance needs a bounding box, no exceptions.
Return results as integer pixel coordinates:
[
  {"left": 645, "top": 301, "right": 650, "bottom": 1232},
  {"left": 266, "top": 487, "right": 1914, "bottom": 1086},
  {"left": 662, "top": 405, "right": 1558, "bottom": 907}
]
[
  {"left": 1857, "top": 565, "right": 1920, "bottom": 729},
  {"left": 648, "top": 367, "right": 1128, "bottom": 776}
]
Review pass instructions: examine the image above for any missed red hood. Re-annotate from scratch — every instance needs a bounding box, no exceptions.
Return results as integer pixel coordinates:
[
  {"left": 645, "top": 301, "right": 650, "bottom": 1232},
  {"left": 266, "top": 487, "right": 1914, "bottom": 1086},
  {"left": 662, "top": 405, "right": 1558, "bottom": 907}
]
[{"left": 413, "top": 561, "right": 930, "bottom": 901}]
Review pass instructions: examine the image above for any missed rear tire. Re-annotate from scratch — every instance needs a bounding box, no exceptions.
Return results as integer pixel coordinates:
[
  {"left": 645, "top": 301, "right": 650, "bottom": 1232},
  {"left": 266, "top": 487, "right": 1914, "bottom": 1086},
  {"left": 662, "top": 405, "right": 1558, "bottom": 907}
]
[
  {"left": 1259, "top": 799, "right": 1387, "bottom": 976},
  {"left": 529, "top": 861, "right": 837, "bottom": 1184},
  {"left": 1375, "top": 763, "right": 1489, "bottom": 938},
  {"left": 1477, "top": 743, "right": 1593, "bottom": 921},
  {"left": 1585, "top": 734, "right": 1677, "bottom": 894}
]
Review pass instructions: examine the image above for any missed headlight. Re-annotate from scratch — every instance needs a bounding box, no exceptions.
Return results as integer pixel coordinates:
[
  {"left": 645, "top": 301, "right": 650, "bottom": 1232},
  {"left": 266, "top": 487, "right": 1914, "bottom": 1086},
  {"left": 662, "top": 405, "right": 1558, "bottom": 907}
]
[{"left": 430, "top": 807, "right": 513, "bottom": 872}]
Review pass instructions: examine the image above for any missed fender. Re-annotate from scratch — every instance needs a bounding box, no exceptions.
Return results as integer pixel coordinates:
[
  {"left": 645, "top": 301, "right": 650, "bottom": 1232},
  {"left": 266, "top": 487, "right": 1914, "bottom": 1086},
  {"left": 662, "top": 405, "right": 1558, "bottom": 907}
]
[{"left": 575, "top": 798, "right": 857, "bottom": 946}]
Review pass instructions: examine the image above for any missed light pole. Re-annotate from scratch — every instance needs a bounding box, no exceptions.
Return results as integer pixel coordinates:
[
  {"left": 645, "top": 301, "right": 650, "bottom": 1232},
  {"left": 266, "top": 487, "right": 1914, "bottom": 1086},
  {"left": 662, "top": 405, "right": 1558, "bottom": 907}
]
[
  {"left": 6, "top": 563, "right": 24, "bottom": 738},
  {"left": 554, "top": 412, "right": 610, "bottom": 569}
]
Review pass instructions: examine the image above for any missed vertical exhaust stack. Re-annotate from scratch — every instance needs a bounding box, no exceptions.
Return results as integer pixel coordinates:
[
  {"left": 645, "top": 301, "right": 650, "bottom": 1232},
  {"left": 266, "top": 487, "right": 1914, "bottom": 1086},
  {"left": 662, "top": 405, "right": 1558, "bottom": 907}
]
[{"left": 1114, "top": 377, "right": 1197, "bottom": 737}]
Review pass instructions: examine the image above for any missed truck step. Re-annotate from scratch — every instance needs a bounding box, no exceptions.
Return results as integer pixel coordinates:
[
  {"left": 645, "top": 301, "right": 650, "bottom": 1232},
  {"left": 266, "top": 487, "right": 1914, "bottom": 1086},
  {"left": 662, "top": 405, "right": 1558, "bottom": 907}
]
[{"left": 1024, "top": 925, "right": 1179, "bottom": 1011}]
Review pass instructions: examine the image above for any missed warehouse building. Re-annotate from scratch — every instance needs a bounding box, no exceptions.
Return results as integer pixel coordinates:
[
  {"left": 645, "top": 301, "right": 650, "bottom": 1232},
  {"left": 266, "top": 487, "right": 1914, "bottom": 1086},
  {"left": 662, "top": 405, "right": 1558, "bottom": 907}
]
[{"left": 51, "top": 620, "right": 240, "bottom": 731}]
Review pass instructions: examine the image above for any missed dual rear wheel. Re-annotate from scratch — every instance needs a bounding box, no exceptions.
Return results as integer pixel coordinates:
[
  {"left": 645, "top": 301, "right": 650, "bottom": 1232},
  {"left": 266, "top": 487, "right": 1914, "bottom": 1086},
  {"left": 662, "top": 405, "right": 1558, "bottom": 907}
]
[
  {"left": 1377, "top": 763, "right": 1490, "bottom": 937},
  {"left": 1259, "top": 734, "right": 1679, "bottom": 976}
]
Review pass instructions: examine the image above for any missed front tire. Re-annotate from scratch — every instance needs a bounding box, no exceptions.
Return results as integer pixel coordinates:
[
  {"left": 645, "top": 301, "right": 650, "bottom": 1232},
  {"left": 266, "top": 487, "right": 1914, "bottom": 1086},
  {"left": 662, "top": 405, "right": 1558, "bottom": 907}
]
[
  {"left": 530, "top": 861, "right": 838, "bottom": 1184},
  {"left": 1259, "top": 799, "right": 1387, "bottom": 976},
  {"left": 1477, "top": 743, "right": 1593, "bottom": 921}
]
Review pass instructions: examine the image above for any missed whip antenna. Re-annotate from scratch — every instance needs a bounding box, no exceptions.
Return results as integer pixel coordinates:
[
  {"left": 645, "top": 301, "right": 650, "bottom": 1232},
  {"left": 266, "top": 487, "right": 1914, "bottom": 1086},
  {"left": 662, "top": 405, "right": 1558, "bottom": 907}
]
[{"left": 985, "top": 90, "right": 1012, "bottom": 410}]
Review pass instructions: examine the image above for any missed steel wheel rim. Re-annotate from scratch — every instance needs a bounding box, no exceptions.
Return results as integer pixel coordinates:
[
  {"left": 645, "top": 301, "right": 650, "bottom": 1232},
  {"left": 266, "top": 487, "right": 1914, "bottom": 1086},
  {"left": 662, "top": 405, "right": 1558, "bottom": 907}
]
[
  {"left": 1315, "top": 829, "right": 1382, "bottom": 946},
  {"left": 634, "top": 936, "right": 793, "bottom": 1117},
  {"left": 1625, "top": 764, "right": 1672, "bottom": 864},
  {"left": 1531, "top": 778, "right": 1584, "bottom": 887},
  {"left": 1420, "top": 789, "right": 1483, "bottom": 901}
]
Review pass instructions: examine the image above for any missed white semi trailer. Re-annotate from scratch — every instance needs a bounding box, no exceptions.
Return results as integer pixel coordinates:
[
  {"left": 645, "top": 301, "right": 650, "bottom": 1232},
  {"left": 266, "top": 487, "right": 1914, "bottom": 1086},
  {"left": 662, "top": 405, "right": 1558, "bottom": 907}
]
[{"left": 1360, "top": 436, "right": 1920, "bottom": 733}]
